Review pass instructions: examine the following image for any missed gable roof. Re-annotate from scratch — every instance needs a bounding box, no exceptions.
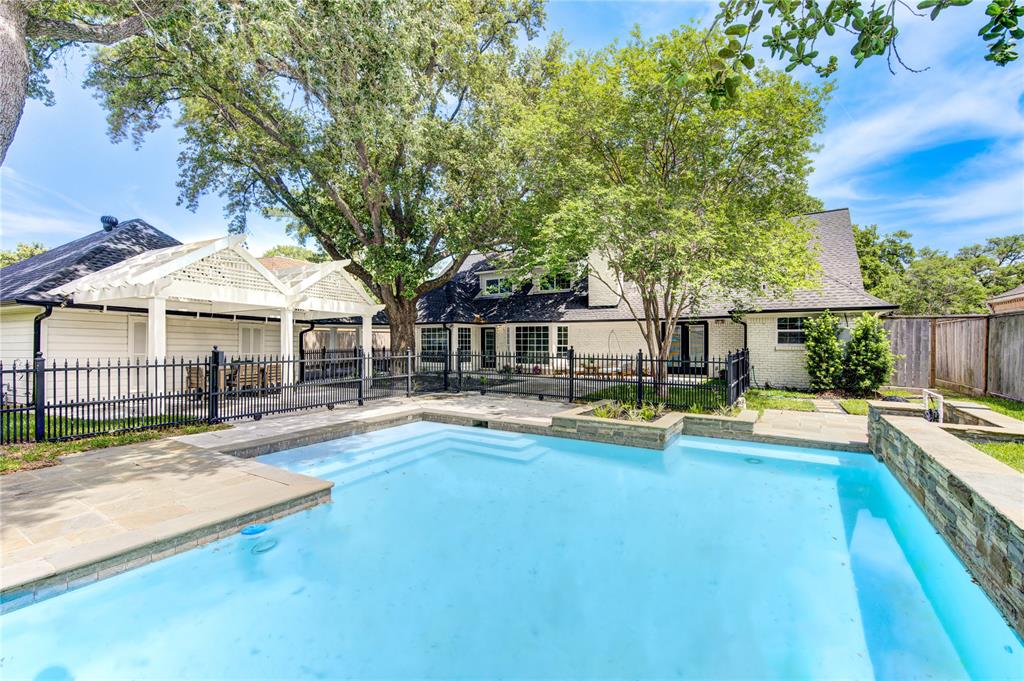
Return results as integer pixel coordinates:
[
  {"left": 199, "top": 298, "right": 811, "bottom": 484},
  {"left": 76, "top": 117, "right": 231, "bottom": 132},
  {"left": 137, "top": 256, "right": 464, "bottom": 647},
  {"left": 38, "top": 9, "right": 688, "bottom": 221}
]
[
  {"left": 0, "top": 219, "right": 181, "bottom": 304},
  {"left": 988, "top": 283, "right": 1024, "bottom": 304},
  {"left": 410, "top": 208, "right": 893, "bottom": 325}
]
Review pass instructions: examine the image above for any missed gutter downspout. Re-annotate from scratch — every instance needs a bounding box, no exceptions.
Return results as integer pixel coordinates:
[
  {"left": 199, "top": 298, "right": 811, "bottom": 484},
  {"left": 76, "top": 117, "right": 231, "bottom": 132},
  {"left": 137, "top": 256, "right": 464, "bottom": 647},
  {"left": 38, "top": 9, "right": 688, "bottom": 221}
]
[
  {"left": 33, "top": 305, "right": 53, "bottom": 357},
  {"left": 297, "top": 322, "right": 316, "bottom": 382}
]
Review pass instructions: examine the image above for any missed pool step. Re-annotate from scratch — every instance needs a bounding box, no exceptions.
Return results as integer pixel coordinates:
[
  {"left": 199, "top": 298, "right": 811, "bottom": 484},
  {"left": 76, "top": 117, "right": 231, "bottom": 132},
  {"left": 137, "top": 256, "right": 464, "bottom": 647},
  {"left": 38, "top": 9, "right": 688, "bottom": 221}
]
[{"left": 299, "top": 428, "right": 545, "bottom": 480}]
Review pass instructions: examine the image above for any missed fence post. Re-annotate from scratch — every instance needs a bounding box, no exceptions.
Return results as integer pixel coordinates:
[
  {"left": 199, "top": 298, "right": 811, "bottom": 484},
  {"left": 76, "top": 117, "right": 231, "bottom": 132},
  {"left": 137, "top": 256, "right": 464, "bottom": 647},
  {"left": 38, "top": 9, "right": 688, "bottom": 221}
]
[
  {"left": 33, "top": 352, "right": 45, "bottom": 442},
  {"left": 635, "top": 351, "right": 644, "bottom": 405},
  {"left": 208, "top": 346, "right": 223, "bottom": 424},
  {"left": 725, "top": 351, "right": 736, "bottom": 406},
  {"left": 405, "top": 349, "right": 413, "bottom": 397},
  {"left": 456, "top": 347, "right": 464, "bottom": 392},
  {"left": 568, "top": 347, "right": 575, "bottom": 402},
  {"left": 443, "top": 346, "right": 450, "bottom": 392},
  {"left": 357, "top": 347, "right": 365, "bottom": 405}
]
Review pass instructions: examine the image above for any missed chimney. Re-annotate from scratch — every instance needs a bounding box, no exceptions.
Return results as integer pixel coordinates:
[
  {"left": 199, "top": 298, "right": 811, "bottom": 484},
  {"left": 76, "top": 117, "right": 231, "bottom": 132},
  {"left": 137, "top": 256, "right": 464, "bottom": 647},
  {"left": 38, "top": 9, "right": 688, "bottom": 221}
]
[
  {"left": 100, "top": 215, "right": 119, "bottom": 232},
  {"left": 586, "top": 250, "right": 623, "bottom": 307}
]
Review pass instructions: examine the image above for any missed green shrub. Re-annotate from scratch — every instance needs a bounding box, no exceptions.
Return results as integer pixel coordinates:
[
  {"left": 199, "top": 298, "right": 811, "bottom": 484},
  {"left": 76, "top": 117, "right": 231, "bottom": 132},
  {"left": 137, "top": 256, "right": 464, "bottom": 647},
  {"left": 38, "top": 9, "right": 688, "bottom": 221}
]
[
  {"left": 804, "top": 310, "right": 844, "bottom": 390},
  {"left": 842, "top": 313, "right": 895, "bottom": 395}
]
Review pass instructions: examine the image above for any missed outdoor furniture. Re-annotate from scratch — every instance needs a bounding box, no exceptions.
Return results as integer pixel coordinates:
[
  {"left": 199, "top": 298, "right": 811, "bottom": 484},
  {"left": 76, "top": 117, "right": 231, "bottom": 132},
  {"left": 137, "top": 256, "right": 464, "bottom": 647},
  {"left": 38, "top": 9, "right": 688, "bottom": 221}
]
[
  {"left": 262, "top": 363, "right": 283, "bottom": 392},
  {"left": 232, "top": 362, "right": 261, "bottom": 396}
]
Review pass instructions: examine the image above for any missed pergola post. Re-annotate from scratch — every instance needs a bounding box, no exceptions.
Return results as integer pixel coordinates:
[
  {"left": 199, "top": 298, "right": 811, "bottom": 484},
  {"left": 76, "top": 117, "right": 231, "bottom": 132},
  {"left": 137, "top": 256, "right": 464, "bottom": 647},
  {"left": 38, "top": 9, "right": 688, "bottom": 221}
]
[
  {"left": 147, "top": 297, "right": 167, "bottom": 394},
  {"left": 360, "top": 313, "right": 373, "bottom": 383},
  {"left": 280, "top": 307, "right": 294, "bottom": 384}
]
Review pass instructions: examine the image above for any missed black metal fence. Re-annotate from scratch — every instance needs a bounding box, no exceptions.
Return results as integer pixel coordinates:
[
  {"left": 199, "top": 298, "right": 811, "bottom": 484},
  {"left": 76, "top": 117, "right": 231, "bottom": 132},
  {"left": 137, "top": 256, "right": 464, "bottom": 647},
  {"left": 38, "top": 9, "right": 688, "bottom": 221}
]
[{"left": 1, "top": 347, "right": 749, "bottom": 445}]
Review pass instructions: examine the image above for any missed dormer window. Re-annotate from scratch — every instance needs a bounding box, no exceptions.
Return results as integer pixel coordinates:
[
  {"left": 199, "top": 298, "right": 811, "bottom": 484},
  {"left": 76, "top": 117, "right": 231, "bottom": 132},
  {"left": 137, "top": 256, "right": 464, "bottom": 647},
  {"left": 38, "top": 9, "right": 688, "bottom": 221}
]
[
  {"left": 536, "top": 272, "right": 572, "bottom": 292},
  {"left": 481, "top": 276, "right": 513, "bottom": 296}
]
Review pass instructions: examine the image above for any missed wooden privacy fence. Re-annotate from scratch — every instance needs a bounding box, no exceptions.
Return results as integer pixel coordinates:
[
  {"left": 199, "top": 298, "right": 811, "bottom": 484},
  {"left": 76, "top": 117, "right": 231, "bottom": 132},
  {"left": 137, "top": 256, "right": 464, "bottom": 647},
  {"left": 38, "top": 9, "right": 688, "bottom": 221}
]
[{"left": 884, "top": 312, "right": 1024, "bottom": 401}]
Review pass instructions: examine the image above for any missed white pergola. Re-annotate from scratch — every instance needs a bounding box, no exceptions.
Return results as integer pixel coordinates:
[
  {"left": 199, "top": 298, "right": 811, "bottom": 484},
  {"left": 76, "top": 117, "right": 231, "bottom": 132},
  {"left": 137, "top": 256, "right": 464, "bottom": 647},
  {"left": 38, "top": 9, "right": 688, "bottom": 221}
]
[{"left": 49, "top": 235, "right": 383, "bottom": 383}]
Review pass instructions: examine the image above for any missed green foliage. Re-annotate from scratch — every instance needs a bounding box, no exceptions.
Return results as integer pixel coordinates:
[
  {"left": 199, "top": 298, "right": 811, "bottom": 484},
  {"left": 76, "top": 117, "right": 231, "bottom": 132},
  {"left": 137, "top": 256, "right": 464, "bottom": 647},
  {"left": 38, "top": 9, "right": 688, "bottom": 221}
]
[
  {"left": 521, "top": 27, "right": 825, "bottom": 362},
  {"left": 876, "top": 249, "right": 990, "bottom": 314},
  {"left": 591, "top": 401, "right": 667, "bottom": 422},
  {"left": 956, "top": 234, "right": 1024, "bottom": 296},
  {"left": 261, "top": 245, "right": 329, "bottom": 263},
  {"left": 701, "top": 0, "right": 1021, "bottom": 103},
  {"left": 852, "top": 224, "right": 915, "bottom": 293},
  {"left": 842, "top": 314, "right": 895, "bottom": 395},
  {"left": 854, "top": 227, "right": 1023, "bottom": 313},
  {"left": 0, "top": 242, "right": 47, "bottom": 268},
  {"left": 86, "top": 0, "right": 552, "bottom": 349},
  {"left": 803, "top": 310, "right": 844, "bottom": 391}
]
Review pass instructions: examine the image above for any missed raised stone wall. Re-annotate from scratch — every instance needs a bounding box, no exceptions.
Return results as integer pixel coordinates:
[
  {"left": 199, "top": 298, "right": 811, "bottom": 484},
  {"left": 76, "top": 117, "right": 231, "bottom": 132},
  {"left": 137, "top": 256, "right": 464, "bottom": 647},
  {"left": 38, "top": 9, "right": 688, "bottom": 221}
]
[{"left": 868, "top": 407, "right": 1024, "bottom": 636}]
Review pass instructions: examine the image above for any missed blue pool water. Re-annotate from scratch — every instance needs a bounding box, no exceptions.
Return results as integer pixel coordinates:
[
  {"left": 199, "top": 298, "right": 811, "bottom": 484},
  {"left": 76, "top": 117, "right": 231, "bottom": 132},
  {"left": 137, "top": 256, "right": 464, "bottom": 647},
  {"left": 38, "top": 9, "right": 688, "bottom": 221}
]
[{"left": 2, "top": 422, "right": 1021, "bottom": 680}]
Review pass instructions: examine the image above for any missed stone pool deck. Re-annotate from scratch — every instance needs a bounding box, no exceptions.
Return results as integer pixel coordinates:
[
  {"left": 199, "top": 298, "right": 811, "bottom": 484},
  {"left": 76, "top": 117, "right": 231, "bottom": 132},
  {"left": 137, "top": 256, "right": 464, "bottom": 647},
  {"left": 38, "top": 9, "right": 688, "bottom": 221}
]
[{"left": 1, "top": 394, "right": 869, "bottom": 609}]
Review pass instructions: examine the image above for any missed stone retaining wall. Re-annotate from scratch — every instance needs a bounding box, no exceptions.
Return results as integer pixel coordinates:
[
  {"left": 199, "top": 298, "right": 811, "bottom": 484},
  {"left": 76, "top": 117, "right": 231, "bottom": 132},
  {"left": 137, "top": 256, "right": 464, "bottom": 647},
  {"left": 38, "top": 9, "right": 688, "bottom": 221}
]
[{"left": 868, "top": 407, "right": 1024, "bottom": 636}]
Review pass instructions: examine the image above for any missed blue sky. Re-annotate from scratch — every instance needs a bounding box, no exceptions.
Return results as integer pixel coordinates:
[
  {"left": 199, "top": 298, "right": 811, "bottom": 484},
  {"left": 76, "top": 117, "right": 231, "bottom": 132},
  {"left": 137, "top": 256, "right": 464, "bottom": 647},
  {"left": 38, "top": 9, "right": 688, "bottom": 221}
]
[{"left": 1, "top": 0, "right": 1021, "bottom": 257}]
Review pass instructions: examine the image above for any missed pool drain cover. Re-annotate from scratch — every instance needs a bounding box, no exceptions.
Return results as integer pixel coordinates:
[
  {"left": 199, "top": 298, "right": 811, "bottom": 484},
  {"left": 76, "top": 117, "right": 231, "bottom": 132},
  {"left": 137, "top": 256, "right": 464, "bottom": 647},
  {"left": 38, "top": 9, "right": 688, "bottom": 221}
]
[
  {"left": 744, "top": 457, "right": 764, "bottom": 465},
  {"left": 241, "top": 524, "right": 267, "bottom": 536},
  {"left": 251, "top": 539, "right": 278, "bottom": 554}
]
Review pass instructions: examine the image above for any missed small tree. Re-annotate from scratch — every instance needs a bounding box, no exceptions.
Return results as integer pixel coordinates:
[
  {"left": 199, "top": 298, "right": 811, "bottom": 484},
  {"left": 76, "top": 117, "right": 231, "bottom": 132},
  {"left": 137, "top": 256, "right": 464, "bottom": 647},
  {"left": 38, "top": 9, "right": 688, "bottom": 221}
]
[
  {"left": 804, "top": 311, "right": 843, "bottom": 391},
  {"left": 842, "top": 314, "right": 895, "bottom": 395}
]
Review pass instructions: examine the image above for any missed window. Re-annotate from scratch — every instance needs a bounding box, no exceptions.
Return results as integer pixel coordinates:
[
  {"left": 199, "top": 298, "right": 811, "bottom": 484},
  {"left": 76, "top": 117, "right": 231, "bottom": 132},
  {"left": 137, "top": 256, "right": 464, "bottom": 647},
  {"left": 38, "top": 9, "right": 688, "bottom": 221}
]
[
  {"left": 481, "top": 276, "right": 513, "bottom": 296},
  {"left": 537, "top": 272, "right": 572, "bottom": 292},
  {"left": 239, "top": 325, "right": 264, "bottom": 356},
  {"left": 130, "top": 318, "right": 148, "bottom": 362},
  {"left": 515, "top": 326, "right": 550, "bottom": 364},
  {"left": 777, "top": 317, "right": 806, "bottom": 345},
  {"left": 421, "top": 327, "right": 448, "bottom": 360},
  {"left": 458, "top": 327, "right": 472, "bottom": 357},
  {"left": 556, "top": 326, "right": 570, "bottom": 356}
]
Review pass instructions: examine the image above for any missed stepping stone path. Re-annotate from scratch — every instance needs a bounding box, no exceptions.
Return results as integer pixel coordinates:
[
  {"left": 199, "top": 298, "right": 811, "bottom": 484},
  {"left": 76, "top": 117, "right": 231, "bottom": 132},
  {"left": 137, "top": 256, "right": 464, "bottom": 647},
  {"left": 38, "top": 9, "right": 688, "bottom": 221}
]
[{"left": 811, "top": 398, "right": 847, "bottom": 414}]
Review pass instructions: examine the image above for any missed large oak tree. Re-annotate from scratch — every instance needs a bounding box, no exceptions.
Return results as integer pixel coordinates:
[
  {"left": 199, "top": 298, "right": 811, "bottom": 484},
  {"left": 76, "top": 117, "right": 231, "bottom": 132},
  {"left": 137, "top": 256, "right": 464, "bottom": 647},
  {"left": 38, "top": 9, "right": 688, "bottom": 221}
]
[{"left": 87, "top": 0, "right": 553, "bottom": 350}]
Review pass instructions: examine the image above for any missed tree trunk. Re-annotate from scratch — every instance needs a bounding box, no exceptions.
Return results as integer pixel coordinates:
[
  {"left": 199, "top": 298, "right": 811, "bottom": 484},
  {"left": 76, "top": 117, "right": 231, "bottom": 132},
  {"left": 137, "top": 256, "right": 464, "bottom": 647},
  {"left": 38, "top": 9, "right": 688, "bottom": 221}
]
[
  {"left": 386, "top": 297, "right": 417, "bottom": 353},
  {"left": 0, "top": 1, "right": 29, "bottom": 166}
]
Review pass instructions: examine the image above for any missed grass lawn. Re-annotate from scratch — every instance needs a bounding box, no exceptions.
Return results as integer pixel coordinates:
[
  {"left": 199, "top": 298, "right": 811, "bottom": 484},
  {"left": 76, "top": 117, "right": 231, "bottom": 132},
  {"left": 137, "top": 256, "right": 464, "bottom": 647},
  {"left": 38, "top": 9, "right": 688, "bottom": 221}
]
[
  {"left": 971, "top": 441, "right": 1024, "bottom": 472},
  {"left": 743, "top": 388, "right": 816, "bottom": 414},
  {"left": 0, "top": 423, "right": 230, "bottom": 475},
  {"left": 839, "top": 399, "right": 869, "bottom": 415}
]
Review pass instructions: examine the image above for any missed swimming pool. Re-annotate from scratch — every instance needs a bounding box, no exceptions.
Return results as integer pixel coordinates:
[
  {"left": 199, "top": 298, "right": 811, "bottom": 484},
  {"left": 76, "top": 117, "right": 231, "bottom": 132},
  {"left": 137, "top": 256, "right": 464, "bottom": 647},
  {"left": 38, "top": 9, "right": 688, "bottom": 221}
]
[{"left": 1, "top": 422, "right": 1021, "bottom": 679}]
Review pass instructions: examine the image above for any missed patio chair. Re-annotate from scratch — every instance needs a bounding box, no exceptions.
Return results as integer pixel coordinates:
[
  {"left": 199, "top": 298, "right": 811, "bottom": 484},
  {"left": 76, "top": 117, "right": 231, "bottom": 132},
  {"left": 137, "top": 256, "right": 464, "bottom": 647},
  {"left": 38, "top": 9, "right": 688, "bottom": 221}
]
[
  {"left": 233, "top": 362, "right": 261, "bottom": 397},
  {"left": 186, "top": 366, "right": 207, "bottom": 400},
  {"left": 263, "top": 363, "right": 283, "bottom": 393}
]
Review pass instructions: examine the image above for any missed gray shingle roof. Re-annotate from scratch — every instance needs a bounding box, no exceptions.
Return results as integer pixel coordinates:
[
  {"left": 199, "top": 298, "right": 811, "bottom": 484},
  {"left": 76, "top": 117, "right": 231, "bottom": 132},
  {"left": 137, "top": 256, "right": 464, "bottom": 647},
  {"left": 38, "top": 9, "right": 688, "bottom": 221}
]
[
  {"left": 988, "top": 283, "right": 1024, "bottom": 303},
  {"left": 0, "top": 220, "right": 181, "bottom": 303},
  {"left": 409, "top": 208, "right": 893, "bottom": 324}
]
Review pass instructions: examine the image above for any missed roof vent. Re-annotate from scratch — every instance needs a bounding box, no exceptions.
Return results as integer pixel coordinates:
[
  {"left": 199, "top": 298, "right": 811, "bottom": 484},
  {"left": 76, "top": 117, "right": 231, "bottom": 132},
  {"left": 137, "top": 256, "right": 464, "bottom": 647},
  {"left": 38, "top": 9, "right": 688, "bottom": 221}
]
[{"left": 100, "top": 215, "right": 119, "bottom": 231}]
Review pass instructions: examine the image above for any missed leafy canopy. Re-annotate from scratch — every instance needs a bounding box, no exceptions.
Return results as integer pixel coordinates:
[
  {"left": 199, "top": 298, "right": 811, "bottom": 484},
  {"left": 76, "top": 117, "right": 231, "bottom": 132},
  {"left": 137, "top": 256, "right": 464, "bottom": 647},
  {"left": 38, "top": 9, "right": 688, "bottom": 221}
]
[
  {"left": 86, "top": 0, "right": 551, "bottom": 349},
  {"left": 261, "top": 245, "right": 329, "bottom": 264},
  {"left": 876, "top": 248, "right": 990, "bottom": 314},
  {"left": 520, "top": 27, "right": 827, "bottom": 360},
  {"left": 852, "top": 224, "right": 915, "bottom": 293},
  {"left": 690, "top": 0, "right": 1022, "bottom": 107},
  {"left": 0, "top": 242, "right": 47, "bottom": 269}
]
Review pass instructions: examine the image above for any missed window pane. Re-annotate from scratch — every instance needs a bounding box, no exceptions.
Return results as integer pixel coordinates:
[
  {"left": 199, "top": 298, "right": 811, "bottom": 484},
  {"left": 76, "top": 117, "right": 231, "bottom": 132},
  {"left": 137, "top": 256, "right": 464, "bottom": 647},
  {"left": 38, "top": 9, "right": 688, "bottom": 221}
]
[
  {"left": 515, "top": 326, "right": 549, "bottom": 364},
  {"left": 458, "top": 328, "right": 472, "bottom": 356},
  {"left": 421, "top": 328, "right": 448, "bottom": 359},
  {"left": 556, "top": 326, "right": 569, "bottom": 356},
  {"left": 777, "top": 317, "right": 806, "bottom": 344}
]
